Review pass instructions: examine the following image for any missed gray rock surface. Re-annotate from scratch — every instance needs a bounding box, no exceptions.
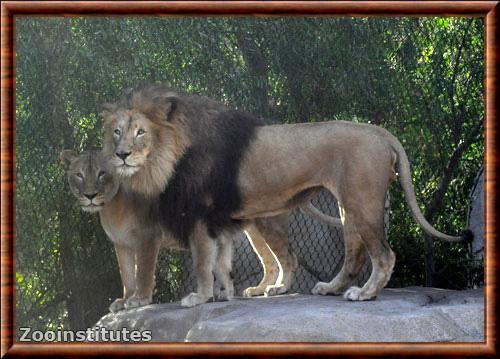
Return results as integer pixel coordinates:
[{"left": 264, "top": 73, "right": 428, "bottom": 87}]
[{"left": 94, "top": 287, "right": 484, "bottom": 342}]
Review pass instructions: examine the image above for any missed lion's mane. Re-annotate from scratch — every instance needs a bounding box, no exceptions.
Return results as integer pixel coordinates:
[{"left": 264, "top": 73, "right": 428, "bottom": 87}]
[
  {"left": 105, "top": 84, "right": 264, "bottom": 244},
  {"left": 160, "top": 110, "right": 263, "bottom": 243}
]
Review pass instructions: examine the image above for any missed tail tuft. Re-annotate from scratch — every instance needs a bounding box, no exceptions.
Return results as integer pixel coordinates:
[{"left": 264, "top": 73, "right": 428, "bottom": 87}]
[{"left": 460, "top": 229, "right": 474, "bottom": 244}]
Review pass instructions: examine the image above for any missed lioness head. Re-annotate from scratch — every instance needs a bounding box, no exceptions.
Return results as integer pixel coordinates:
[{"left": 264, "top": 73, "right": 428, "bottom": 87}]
[
  {"left": 101, "top": 84, "right": 190, "bottom": 197},
  {"left": 60, "top": 150, "right": 119, "bottom": 212}
]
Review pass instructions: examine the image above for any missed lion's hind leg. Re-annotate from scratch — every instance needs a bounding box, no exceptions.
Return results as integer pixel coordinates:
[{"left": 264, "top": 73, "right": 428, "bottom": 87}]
[
  {"left": 311, "top": 209, "right": 367, "bottom": 296},
  {"left": 242, "top": 221, "right": 281, "bottom": 297},
  {"left": 254, "top": 215, "right": 298, "bottom": 296},
  {"left": 343, "top": 206, "right": 395, "bottom": 301},
  {"left": 243, "top": 215, "right": 297, "bottom": 297}
]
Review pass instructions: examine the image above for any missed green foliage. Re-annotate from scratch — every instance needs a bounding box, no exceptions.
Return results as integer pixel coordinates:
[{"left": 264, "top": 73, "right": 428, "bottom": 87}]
[{"left": 15, "top": 17, "right": 484, "bottom": 333}]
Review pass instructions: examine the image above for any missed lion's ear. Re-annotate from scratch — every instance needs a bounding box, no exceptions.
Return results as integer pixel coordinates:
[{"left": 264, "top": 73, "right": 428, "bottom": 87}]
[
  {"left": 100, "top": 103, "right": 117, "bottom": 118},
  {"left": 159, "top": 96, "right": 186, "bottom": 122},
  {"left": 60, "top": 149, "right": 77, "bottom": 171}
]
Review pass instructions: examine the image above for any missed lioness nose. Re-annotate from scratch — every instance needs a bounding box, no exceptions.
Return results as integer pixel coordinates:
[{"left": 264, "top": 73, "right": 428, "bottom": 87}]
[
  {"left": 84, "top": 193, "right": 98, "bottom": 200},
  {"left": 116, "top": 151, "right": 131, "bottom": 160}
]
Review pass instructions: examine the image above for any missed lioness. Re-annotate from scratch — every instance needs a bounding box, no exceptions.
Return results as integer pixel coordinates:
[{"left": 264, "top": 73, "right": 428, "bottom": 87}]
[
  {"left": 102, "top": 84, "right": 471, "bottom": 306},
  {"left": 61, "top": 149, "right": 322, "bottom": 309},
  {"left": 60, "top": 150, "right": 237, "bottom": 311}
]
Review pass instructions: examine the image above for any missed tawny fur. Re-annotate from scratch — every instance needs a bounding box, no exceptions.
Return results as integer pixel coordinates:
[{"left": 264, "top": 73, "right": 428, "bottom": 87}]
[
  {"left": 101, "top": 84, "right": 470, "bottom": 305},
  {"left": 101, "top": 85, "right": 310, "bottom": 302},
  {"left": 61, "top": 150, "right": 302, "bottom": 308},
  {"left": 102, "top": 108, "right": 190, "bottom": 198},
  {"left": 63, "top": 151, "right": 238, "bottom": 311}
]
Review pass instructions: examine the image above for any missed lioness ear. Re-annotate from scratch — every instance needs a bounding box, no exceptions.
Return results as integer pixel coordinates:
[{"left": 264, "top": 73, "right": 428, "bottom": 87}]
[
  {"left": 60, "top": 149, "right": 77, "bottom": 171},
  {"left": 159, "top": 96, "right": 186, "bottom": 122}
]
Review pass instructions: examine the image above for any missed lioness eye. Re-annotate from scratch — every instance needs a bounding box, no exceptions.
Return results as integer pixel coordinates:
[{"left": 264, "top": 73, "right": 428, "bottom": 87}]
[
  {"left": 137, "top": 129, "right": 145, "bottom": 136},
  {"left": 98, "top": 171, "right": 106, "bottom": 179},
  {"left": 76, "top": 173, "right": 84, "bottom": 179},
  {"left": 114, "top": 129, "right": 121, "bottom": 136}
]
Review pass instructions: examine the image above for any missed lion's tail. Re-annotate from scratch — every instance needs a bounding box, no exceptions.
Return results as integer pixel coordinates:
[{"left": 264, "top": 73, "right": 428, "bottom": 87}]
[
  {"left": 300, "top": 203, "right": 343, "bottom": 227},
  {"left": 388, "top": 136, "right": 473, "bottom": 243}
]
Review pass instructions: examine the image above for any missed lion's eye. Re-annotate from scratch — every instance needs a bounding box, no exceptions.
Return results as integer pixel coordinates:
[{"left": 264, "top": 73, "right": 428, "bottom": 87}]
[
  {"left": 98, "top": 171, "right": 106, "bottom": 179},
  {"left": 137, "top": 129, "right": 145, "bottom": 136},
  {"left": 75, "top": 173, "right": 84, "bottom": 180},
  {"left": 114, "top": 129, "right": 121, "bottom": 136}
]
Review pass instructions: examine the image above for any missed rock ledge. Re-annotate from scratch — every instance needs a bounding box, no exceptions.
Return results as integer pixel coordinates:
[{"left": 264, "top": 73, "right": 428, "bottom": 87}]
[{"left": 95, "top": 287, "right": 484, "bottom": 342}]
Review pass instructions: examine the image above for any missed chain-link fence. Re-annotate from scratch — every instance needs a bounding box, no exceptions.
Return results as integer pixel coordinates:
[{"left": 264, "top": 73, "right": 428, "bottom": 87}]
[
  {"left": 15, "top": 17, "right": 483, "bottom": 333},
  {"left": 156, "top": 189, "right": 389, "bottom": 301}
]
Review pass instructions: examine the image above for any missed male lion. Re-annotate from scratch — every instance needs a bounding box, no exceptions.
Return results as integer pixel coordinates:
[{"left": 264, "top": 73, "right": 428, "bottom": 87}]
[{"left": 102, "top": 84, "right": 471, "bottom": 306}]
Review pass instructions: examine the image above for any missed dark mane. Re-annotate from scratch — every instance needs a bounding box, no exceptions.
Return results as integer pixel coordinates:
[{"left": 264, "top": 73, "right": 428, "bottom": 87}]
[{"left": 159, "top": 110, "right": 263, "bottom": 244}]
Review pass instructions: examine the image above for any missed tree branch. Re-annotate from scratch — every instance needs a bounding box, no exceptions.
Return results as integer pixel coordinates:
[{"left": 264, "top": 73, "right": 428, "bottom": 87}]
[
  {"left": 425, "top": 120, "right": 483, "bottom": 221},
  {"left": 423, "top": 119, "right": 482, "bottom": 286}
]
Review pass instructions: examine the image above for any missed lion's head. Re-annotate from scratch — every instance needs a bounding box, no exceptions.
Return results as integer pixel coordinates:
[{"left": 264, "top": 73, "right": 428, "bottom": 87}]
[
  {"left": 101, "top": 84, "right": 191, "bottom": 197},
  {"left": 100, "top": 83, "right": 265, "bottom": 244},
  {"left": 60, "top": 150, "right": 119, "bottom": 212}
]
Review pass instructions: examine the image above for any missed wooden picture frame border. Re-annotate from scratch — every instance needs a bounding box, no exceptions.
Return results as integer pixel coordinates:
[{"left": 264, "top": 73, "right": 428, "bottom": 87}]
[{"left": 1, "top": 1, "right": 497, "bottom": 357}]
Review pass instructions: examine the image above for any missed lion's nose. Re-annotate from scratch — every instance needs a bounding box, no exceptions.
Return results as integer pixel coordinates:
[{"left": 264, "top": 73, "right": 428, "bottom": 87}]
[
  {"left": 116, "top": 151, "right": 131, "bottom": 161},
  {"left": 84, "top": 193, "right": 98, "bottom": 200}
]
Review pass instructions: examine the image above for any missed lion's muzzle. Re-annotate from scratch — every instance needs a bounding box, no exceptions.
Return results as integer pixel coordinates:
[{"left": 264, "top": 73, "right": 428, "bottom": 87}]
[{"left": 116, "top": 151, "right": 131, "bottom": 161}]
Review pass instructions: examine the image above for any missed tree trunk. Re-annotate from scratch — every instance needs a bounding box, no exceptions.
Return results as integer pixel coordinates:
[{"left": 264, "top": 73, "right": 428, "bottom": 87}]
[
  {"left": 37, "top": 23, "right": 88, "bottom": 330},
  {"left": 235, "top": 34, "right": 271, "bottom": 118},
  {"left": 423, "top": 123, "right": 482, "bottom": 286}
]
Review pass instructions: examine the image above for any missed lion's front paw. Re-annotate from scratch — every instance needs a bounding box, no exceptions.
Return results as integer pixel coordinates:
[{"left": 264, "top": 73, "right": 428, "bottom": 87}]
[
  {"left": 311, "top": 281, "right": 331, "bottom": 295},
  {"left": 264, "top": 284, "right": 288, "bottom": 297},
  {"left": 214, "top": 282, "right": 234, "bottom": 301},
  {"left": 343, "top": 286, "right": 377, "bottom": 301},
  {"left": 181, "top": 292, "right": 211, "bottom": 307},
  {"left": 109, "top": 298, "right": 126, "bottom": 313},
  {"left": 215, "top": 287, "right": 234, "bottom": 302},
  {"left": 124, "top": 295, "right": 152, "bottom": 309},
  {"left": 242, "top": 286, "right": 266, "bottom": 297},
  {"left": 214, "top": 281, "right": 234, "bottom": 301}
]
